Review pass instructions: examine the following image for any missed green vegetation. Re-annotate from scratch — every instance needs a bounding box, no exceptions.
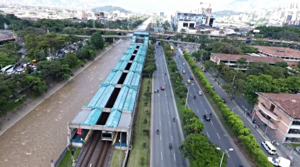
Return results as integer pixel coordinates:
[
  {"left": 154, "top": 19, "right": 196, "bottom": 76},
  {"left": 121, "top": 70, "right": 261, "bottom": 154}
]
[
  {"left": 253, "top": 26, "right": 300, "bottom": 42},
  {"left": 58, "top": 148, "right": 81, "bottom": 167},
  {"left": 111, "top": 150, "right": 126, "bottom": 167},
  {"left": 203, "top": 59, "right": 300, "bottom": 106},
  {"left": 183, "top": 51, "right": 273, "bottom": 167},
  {"left": 0, "top": 32, "right": 106, "bottom": 116},
  {"left": 127, "top": 78, "right": 151, "bottom": 167},
  {"left": 0, "top": 13, "right": 146, "bottom": 35}
]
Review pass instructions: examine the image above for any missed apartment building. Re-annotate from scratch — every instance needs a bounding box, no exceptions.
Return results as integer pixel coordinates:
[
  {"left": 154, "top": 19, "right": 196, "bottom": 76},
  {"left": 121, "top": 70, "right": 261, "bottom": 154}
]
[
  {"left": 253, "top": 92, "right": 300, "bottom": 143},
  {"left": 210, "top": 53, "right": 284, "bottom": 70},
  {"left": 254, "top": 46, "right": 300, "bottom": 66}
]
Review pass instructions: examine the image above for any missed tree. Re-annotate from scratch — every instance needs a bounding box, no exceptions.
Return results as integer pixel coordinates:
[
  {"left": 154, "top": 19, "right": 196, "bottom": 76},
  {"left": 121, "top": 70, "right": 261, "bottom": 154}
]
[
  {"left": 37, "top": 61, "right": 73, "bottom": 82},
  {"left": 90, "top": 31, "right": 104, "bottom": 49},
  {"left": 179, "top": 134, "right": 226, "bottom": 167},
  {"left": 236, "top": 57, "right": 248, "bottom": 69},
  {"left": 143, "top": 92, "right": 152, "bottom": 100},
  {"left": 244, "top": 74, "right": 289, "bottom": 105},
  {"left": 298, "top": 62, "right": 300, "bottom": 68},
  {"left": 275, "top": 61, "right": 288, "bottom": 68},
  {"left": 222, "top": 83, "right": 235, "bottom": 100},
  {"left": 180, "top": 28, "right": 186, "bottom": 33},
  {"left": 234, "top": 28, "right": 240, "bottom": 32},
  {"left": 104, "top": 31, "right": 117, "bottom": 44},
  {"left": 150, "top": 36, "right": 156, "bottom": 44}
]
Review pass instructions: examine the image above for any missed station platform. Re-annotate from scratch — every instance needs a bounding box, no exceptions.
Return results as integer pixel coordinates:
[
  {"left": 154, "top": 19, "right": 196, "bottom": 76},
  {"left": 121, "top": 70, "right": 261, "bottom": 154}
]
[{"left": 113, "top": 132, "right": 127, "bottom": 147}]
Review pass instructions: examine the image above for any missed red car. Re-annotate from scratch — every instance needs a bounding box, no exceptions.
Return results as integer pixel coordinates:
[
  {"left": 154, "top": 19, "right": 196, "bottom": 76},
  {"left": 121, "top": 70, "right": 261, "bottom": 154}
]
[{"left": 160, "top": 86, "right": 165, "bottom": 90}]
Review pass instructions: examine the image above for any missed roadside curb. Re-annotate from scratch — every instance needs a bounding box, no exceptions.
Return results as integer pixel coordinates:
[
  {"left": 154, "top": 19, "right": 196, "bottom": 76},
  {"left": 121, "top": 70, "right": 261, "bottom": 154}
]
[{"left": 0, "top": 40, "right": 121, "bottom": 136}]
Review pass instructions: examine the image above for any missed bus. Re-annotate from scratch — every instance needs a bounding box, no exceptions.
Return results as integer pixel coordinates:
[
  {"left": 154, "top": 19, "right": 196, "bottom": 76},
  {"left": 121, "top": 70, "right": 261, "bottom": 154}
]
[
  {"left": 170, "top": 45, "right": 174, "bottom": 51},
  {"left": 1, "top": 65, "right": 13, "bottom": 73}
]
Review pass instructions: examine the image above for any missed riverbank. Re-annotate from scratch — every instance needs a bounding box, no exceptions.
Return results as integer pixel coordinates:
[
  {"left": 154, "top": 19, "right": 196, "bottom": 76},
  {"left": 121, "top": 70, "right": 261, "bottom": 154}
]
[{"left": 0, "top": 40, "right": 121, "bottom": 136}]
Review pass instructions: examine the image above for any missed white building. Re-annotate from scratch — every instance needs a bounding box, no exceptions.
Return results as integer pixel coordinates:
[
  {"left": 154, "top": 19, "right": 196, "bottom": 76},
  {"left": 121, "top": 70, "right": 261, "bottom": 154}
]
[{"left": 172, "top": 11, "right": 214, "bottom": 33}]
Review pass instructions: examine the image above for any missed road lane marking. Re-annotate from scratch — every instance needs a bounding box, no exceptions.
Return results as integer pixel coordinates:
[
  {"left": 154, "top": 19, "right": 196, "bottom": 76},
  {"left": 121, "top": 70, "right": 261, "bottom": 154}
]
[
  {"left": 161, "top": 151, "right": 163, "bottom": 160},
  {"left": 217, "top": 133, "right": 220, "bottom": 139},
  {"left": 158, "top": 94, "right": 160, "bottom": 97},
  {"left": 165, "top": 94, "right": 167, "bottom": 97},
  {"left": 173, "top": 153, "right": 176, "bottom": 161},
  {"left": 207, "top": 132, "right": 210, "bottom": 138},
  {"left": 160, "top": 121, "right": 161, "bottom": 126},
  {"left": 159, "top": 110, "right": 160, "bottom": 114},
  {"left": 205, "top": 109, "right": 207, "bottom": 114},
  {"left": 160, "top": 135, "right": 162, "bottom": 140},
  {"left": 211, "top": 121, "right": 214, "bottom": 125},
  {"left": 193, "top": 100, "right": 195, "bottom": 104},
  {"left": 196, "top": 109, "right": 199, "bottom": 113},
  {"left": 169, "top": 121, "right": 171, "bottom": 126},
  {"left": 200, "top": 101, "right": 203, "bottom": 104},
  {"left": 171, "top": 135, "right": 173, "bottom": 141}
]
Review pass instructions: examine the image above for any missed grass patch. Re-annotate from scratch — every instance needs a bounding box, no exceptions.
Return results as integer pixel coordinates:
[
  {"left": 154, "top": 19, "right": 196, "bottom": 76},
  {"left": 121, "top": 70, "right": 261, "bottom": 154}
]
[
  {"left": 111, "top": 150, "right": 126, "bottom": 167},
  {"left": 127, "top": 78, "right": 151, "bottom": 167},
  {"left": 291, "top": 143, "right": 300, "bottom": 149},
  {"left": 58, "top": 148, "right": 81, "bottom": 167}
]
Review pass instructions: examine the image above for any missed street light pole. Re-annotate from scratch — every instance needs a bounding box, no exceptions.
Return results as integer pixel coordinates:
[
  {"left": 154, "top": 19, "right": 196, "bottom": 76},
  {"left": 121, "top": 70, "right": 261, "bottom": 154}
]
[{"left": 216, "top": 147, "right": 233, "bottom": 167}]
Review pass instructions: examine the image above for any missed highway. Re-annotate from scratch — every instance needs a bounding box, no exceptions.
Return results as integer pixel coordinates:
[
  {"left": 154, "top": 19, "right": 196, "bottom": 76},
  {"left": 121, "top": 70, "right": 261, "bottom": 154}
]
[
  {"left": 150, "top": 42, "right": 187, "bottom": 167},
  {"left": 171, "top": 44, "right": 250, "bottom": 167}
]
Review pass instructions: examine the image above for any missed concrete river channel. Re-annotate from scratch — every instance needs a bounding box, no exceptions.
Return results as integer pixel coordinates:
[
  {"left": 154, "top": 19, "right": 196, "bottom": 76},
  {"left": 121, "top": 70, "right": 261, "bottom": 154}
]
[{"left": 0, "top": 41, "right": 131, "bottom": 167}]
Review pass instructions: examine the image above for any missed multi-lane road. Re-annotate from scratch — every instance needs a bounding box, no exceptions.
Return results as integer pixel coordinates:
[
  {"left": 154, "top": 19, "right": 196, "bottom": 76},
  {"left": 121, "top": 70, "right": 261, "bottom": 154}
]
[
  {"left": 171, "top": 43, "right": 250, "bottom": 167},
  {"left": 151, "top": 42, "right": 188, "bottom": 167}
]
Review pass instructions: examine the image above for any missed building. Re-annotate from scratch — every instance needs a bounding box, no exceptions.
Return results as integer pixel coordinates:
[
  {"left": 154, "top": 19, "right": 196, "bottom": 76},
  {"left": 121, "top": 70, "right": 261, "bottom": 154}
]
[
  {"left": 253, "top": 92, "right": 300, "bottom": 143},
  {"left": 210, "top": 53, "right": 284, "bottom": 70},
  {"left": 254, "top": 46, "right": 300, "bottom": 66},
  {"left": 160, "top": 12, "right": 164, "bottom": 17},
  {"left": 172, "top": 11, "right": 214, "bottom": 33}
]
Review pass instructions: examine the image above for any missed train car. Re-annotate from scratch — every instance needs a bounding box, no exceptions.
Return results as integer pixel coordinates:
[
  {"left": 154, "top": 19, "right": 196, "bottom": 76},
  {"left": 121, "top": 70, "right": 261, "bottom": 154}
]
[{"left": 101, "top": 131, "right": 114, "bottom": 141}]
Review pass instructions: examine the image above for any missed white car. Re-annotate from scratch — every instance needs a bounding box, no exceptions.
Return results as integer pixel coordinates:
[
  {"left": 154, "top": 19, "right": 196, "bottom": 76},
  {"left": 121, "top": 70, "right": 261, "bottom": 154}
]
[{"left": 198, "top": 91, "right": 203, "bottom": 96}]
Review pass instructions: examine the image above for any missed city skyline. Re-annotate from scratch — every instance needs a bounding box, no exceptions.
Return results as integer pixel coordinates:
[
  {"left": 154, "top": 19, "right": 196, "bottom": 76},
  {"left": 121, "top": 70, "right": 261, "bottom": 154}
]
[{"left": 1, "top": 0, "right": 297, "bottom": 14}]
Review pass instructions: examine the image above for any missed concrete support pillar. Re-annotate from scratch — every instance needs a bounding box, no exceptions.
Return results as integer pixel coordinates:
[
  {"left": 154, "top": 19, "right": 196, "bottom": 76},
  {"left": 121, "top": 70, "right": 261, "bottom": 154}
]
[{"left": 50, "top": 160, "right": 54, "bottom": 167}]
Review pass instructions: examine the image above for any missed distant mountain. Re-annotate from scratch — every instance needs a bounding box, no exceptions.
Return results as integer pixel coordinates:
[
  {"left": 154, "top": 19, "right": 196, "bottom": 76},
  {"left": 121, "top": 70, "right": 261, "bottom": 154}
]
[
  {"left": 217, "top": 0, "right": 292, "bottom": 11},
  {"left": 213, "top": 10, "right": 245, "bottom": 17},
  {"left": 93, "top": 5, "right": 131, "bottom": 14}
]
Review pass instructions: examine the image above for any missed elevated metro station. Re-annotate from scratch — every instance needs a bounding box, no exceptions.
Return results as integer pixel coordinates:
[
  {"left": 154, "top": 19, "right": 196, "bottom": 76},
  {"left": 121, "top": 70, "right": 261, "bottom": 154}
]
[{"left": 67, "top": 32, "right": 149, "bottom": 149}]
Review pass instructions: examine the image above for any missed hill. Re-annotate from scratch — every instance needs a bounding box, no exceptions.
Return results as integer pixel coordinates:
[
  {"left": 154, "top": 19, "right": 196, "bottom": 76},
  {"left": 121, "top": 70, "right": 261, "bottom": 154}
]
[{"left": 93, "top": 5, "right": 131, "bottom": 14}]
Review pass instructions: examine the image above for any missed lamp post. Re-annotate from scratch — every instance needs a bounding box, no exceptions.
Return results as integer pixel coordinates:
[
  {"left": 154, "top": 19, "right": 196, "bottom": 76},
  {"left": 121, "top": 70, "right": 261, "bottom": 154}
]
[{"left": 216, "top": 147, "right": 233, "bottom": 167}]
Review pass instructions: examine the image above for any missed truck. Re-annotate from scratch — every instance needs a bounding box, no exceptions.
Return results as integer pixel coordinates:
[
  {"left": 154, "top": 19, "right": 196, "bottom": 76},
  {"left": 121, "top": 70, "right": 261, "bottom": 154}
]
[{"left": 268, "top": 157, "right": 290, "bottom": 167}]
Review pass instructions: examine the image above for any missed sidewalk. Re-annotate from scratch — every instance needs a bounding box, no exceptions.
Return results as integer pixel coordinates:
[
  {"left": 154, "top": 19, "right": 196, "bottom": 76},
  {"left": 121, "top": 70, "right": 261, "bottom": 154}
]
[
  {"left": 200, "top": 63, "right": 300, "bottom": 166},
  {"left": 0, "top": 40, "right": 121, "bottom": 136}
]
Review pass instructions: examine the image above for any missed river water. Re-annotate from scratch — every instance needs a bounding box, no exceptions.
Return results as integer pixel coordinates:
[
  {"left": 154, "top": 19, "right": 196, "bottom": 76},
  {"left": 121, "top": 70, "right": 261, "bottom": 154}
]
[{"left": 0, "top": 41, "right": 130, "bottom": 167}]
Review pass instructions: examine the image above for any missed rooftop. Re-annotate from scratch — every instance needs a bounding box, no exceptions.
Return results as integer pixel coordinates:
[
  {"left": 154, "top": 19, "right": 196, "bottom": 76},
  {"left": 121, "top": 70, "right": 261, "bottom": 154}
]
[
  {"left": 212, "top": 53, "right": 284, "bottom": 64},
  {"left": 254, "top": 46, "right": 300, "bottom": 59},
  {"left": 258, "top": 92, "right": 300, "bottom": 118}
]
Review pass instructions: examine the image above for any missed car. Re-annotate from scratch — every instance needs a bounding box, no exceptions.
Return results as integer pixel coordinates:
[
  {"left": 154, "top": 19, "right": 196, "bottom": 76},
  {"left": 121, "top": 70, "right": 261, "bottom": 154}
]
[
  {"left": 182, "top": 70, "right": 186, "bottom": 74},
  {"left": 295, "top": 147, "right": 300, "bottom": 155},
  {"left": 187, "top": 79, "right": 191, "bottom": 84},
  {"left": 198, "top": 91, "right": 203, "bottom": 96},
  {"left": 203, "top": 115, "right": 210, "bottom": 121},
  {"left": 222, "top": 98, "right": 226, "bottom": 103},
  {"left": 190, "top": 76, "right": 194, "bottom": 80},
  {"left": 160, "top": 86, "right": 165, "bottom": 90}
]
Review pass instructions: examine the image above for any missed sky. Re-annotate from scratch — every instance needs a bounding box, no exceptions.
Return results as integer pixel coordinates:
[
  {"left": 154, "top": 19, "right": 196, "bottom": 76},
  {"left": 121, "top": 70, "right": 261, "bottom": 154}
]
[{"left": 3, "top": 0, "right": 294, "bottom": 14}]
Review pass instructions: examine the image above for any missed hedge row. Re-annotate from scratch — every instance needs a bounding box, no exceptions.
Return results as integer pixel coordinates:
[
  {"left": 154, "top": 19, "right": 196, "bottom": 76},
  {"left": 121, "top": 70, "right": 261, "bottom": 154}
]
[{"left": 183, "top": 52, "right": 273, "bottom": 167}]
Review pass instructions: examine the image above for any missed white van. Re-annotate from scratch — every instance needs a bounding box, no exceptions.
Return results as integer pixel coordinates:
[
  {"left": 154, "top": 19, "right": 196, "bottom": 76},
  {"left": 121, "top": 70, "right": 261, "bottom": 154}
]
[
  {"left": 1, "top": 65, "right": 13, "bottom": 73},
  {"left": 262, "top": 141, "right": 277, "bottom": 155}
]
